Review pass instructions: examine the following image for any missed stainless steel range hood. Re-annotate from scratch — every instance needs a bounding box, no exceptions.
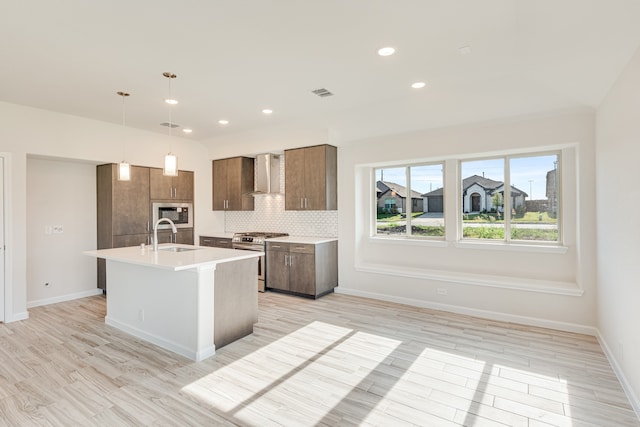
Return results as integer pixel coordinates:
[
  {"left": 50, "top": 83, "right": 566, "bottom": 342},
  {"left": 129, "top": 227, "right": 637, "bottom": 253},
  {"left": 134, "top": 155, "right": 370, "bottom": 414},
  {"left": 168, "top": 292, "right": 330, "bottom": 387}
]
[{"left": 253, "top": 153, "right": 281, "bottom": 194}]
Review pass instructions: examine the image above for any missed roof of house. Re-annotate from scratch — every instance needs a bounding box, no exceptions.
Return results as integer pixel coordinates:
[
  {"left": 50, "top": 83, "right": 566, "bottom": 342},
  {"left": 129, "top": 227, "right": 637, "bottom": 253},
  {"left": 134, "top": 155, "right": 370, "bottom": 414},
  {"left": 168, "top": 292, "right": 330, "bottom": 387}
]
[
  {"left": 377, "top": 181, "right": 423, "bottom": 199},
  {"left": 422, "top": 175, "right": 527, "bottom": 197}
]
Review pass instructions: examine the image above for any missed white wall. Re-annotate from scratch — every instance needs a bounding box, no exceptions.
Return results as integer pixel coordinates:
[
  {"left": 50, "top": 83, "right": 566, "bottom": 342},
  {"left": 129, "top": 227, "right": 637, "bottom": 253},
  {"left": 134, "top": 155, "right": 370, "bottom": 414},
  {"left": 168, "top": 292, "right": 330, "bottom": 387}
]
[
  {"left": 596, "top": 47, "right": 640, "bottom": 413},
  {"left": 26, "top": 158, "right": 99, "bottom": 306},
  {"left": 203, "top": 111, "right": 598, "bottom": 331},
  {"left": 0, "top": 101, "right": 213, "bottom": 321},
  {"left": 338, "top": 112, "right": 597, "bottom": 331}
]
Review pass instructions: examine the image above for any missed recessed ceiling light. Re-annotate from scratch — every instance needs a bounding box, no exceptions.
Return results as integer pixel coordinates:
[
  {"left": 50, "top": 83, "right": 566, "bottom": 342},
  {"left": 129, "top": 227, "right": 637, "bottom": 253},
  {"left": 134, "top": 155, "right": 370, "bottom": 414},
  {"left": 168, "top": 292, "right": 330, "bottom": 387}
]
[
  {"left": 262, "top": 109, "right": 273, "bottom": 115},
  {"left": 411, "top": 82, "right": 426, "bottom": 89},
  {"left": 218, "top": 119, "right": 229, "bottom": 125},
  {"left": 182, "top": 128, "right": 192, "bottom": 133},
  {"left": 164, "top": 98, "right": 179, "bottom": 105},
  {"left": 459, "top": 45, "right": 472, "bottom": 55},
  {"left": 377, "top": 47, "right": 396, "bottom": 57}
]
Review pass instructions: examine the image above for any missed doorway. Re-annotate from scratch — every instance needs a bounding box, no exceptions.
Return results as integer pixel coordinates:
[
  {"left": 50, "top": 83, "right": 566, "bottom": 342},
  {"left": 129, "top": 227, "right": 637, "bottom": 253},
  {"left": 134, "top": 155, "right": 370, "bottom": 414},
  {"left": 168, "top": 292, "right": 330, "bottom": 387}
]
[
  {"left": 0, "top": 156, "right": 5, "bottom": 322},
  {"left": 471, "top": 193, "right": 481, "bottom": 212}
]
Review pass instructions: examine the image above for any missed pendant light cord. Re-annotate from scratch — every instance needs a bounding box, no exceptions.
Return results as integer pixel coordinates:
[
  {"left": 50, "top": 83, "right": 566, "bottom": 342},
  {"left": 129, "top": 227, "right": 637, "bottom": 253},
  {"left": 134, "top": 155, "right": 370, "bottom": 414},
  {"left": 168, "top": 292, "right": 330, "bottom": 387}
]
[
  {"left": 117, "top": 91, "right": 130, "bottom": 162},
  {"left": 121, "top": 92, "right": 126, "bottom": 160}
]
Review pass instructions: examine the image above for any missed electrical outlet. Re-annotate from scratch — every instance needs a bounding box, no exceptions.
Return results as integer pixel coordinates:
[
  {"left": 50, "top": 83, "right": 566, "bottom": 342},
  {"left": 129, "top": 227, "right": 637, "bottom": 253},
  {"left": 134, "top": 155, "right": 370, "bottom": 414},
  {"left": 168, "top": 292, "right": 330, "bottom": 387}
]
[
  {"left": 52, "top": 225, "right": 64, "bottom": 234},
  {"left": 437, "top": 288, "right": 448, "bottom": 296},
  {"left": 45, "top": 225, "right": 52, "bottom": 235}
]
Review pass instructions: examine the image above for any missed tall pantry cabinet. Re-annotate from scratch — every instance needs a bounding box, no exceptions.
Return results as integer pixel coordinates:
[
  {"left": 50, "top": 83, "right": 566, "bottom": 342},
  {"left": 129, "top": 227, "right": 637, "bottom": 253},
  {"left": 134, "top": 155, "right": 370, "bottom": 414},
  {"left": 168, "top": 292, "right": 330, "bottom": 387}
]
[{"left": 96, "top": 163, "right": 194, "bottom": 291}]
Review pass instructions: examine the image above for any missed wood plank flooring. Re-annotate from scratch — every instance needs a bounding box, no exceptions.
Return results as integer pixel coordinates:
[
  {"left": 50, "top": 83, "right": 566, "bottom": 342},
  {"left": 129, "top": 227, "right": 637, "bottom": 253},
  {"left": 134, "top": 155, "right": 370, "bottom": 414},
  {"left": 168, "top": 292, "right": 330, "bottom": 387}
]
[{"left": 0, "top": 292, "right": 638, "bottom": 426}]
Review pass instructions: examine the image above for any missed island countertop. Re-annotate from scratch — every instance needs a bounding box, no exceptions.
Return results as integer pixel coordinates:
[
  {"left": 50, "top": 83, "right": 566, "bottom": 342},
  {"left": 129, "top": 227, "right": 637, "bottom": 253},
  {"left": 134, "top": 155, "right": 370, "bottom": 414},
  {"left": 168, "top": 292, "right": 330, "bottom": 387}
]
[
  {"left": 84, "top": 244, "right": 263, "bottom": 271},
  {"left": 266, "top": 236, "right": 337, "bottom": 245}
]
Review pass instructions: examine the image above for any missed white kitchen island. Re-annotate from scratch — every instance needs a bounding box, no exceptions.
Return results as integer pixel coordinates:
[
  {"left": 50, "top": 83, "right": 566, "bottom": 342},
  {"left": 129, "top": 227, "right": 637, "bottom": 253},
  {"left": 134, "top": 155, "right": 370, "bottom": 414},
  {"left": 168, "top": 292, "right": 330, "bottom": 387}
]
[{"left": 84, "top": 244, "right": 262, "bottom": 361}]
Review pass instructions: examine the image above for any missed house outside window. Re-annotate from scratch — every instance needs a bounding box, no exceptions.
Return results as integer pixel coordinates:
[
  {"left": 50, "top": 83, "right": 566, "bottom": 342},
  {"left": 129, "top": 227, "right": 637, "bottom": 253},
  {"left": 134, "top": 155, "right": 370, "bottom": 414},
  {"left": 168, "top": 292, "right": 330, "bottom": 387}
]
[
  {"left": 373, "top": 150, "right": 561, "bottom": 245},
  {"left": 461, "top": 153, "right": 560, "bottom": 243},
  {"left": 375, "top": 163, "right": 444, "bottom": 238}
]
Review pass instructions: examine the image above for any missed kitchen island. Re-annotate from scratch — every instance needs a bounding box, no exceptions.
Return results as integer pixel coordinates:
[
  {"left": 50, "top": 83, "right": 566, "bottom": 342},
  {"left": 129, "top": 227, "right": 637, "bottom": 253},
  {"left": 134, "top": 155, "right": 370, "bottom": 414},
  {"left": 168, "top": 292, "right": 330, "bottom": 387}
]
[{"left": 84, "top": 244, "right": 262, "bottom": 361}]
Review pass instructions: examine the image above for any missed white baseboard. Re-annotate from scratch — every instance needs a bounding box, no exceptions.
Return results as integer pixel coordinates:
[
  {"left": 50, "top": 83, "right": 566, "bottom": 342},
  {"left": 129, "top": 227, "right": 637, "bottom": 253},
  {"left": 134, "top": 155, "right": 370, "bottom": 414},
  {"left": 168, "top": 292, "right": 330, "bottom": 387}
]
[
  {"left": 596, "top": 330, "right": 640, "bottom": 419},
  {"left": 8, "top": 311, "right": 29, "bottom": 322},
  {"left": 105, "top": 316, "right": 215, "bottom": 362},
  {"left": 334, "top": 287, "right": 597, "bottom": 336},
  {"left": 27, "top": 288, "right": 104, "bottom": 309}
]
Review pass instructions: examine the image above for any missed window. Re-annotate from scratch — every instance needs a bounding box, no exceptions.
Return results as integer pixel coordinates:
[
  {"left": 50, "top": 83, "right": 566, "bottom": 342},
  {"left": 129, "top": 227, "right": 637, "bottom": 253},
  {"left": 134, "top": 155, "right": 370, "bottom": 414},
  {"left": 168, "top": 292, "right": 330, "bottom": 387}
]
[
  {"left": 371, "top": 149, "right": 562, "bottom": 246},
  {"left": 461, "top": 152, "right": 560, "bottom": 243},
  {"left": 375, "top": 163, "right": 444, "bottom": 238},
  {"left": 461, "top": 158, "right": 505, "bottom": 240}
]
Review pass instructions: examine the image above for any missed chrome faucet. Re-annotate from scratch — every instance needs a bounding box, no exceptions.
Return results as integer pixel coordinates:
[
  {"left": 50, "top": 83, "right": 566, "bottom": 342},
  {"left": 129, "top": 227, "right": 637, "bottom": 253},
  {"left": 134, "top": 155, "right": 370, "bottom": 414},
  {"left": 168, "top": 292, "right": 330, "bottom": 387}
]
[{"left": 153, "top": 218, "right": 177, "bottom": 251}]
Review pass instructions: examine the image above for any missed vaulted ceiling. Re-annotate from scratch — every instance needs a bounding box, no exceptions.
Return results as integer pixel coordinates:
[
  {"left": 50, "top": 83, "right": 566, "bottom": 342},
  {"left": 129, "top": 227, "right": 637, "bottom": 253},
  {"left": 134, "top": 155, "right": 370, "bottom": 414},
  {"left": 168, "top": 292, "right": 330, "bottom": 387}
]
[{"left": 2, "top": 1, "right": 639, "bottom": 144}]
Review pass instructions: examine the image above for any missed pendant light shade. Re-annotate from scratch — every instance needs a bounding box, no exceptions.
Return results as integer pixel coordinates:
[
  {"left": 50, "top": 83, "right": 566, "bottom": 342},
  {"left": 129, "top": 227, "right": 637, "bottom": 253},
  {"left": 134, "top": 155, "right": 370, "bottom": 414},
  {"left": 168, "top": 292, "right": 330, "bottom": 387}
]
[
  {"left": 118, "top": 161, "right": 131, "bottom": 181},
  {"left": 163, "top": 72, "right": 179, "bottom": 177},
  {"left": 116, "top": 91, "right": 131, "bottom": 181},
  {"left": 163, "top": 153, "right": 178, "bottom": 177}
]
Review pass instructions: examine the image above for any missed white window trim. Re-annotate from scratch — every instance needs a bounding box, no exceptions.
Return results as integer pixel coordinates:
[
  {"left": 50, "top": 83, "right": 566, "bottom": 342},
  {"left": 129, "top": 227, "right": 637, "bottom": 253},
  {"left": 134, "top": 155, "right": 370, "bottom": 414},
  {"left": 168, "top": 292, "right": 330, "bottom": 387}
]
[
  {"left": 371, "top": 148, "right": 566, "bottom": 250},
  {"left": 355, "top": 261, "right": 583, "bottom": 296},
  {"left": 372, "top": 161, "right": 446, "bottom": 240}
]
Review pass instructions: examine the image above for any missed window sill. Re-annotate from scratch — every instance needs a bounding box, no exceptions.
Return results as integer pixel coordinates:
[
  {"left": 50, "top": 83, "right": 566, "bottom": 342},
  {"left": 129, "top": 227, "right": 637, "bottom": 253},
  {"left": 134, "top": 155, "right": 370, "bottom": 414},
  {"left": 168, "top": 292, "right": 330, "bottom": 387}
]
[
  {"left": 369, "top": 236, "right": 448, "bottom": 248},
  {"left": 454, "top": 240, "right": 569, "bottom": 254},
  {"left": 355, "top": 262, "right": 583, "bottom": 296}
]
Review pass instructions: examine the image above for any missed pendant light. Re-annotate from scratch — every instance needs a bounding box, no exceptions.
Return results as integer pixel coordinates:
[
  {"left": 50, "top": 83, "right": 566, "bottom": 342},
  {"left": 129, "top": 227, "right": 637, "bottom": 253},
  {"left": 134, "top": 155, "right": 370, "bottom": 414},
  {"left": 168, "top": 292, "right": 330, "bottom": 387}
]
[
  {"left": 163, "top": 72, "right": 178, "bottom": 177},
  {"left": 116, "top": 91, "right": 131, "bottom": 181}
]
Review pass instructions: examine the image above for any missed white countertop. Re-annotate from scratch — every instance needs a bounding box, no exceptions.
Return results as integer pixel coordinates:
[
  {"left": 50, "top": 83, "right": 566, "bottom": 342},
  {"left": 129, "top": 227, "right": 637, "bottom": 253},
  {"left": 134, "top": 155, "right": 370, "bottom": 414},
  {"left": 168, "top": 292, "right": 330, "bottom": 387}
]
[
  {"left": 84, "top": 244, "right": 263, "bottom": 271},
  {"left": 199, "top": 232, "right": 235, "bottom": 239},
  {"left": 266, "top": 236, "right": 337, "bottom": 244}
]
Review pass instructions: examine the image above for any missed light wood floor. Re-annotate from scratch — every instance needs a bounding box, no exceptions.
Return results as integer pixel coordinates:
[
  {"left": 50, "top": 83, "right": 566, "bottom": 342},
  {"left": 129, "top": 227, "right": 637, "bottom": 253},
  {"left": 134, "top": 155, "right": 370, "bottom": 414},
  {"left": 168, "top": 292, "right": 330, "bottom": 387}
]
[{"left": 0, "top": 292, "right": 638, "bottom": 426}]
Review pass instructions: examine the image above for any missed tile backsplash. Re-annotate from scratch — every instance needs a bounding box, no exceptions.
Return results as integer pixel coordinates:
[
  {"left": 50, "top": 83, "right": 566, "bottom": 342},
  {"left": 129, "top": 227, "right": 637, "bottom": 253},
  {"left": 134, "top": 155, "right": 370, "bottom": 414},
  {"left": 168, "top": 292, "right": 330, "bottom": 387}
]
[
  {"left": 225, "top": 195, "right": 338, "bottom": 237},
  {"left": 224, "top": 152, "right": 338, "bottom": 237}
]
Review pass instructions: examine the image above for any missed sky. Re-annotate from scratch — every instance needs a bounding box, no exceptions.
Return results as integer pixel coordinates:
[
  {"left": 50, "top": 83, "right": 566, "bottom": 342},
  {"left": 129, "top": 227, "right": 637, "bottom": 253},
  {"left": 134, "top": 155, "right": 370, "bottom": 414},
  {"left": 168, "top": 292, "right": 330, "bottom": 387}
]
[{"left": 376, "top": 154, "right": 558, "bottom": 199}]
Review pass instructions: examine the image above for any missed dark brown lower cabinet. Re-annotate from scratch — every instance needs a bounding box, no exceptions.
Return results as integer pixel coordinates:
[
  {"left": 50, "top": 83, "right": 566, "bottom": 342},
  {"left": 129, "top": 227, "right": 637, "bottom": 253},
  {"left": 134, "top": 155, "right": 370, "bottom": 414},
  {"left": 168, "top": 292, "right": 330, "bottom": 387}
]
[
  {"left": 266, "top": 240, "right": 337, "bottom": 298},
  {"left": 156, "top": 229, "right": 194, "bottom": 245},
  {"left": 199, "top": 236, "right": 233, "bottom": 248}
]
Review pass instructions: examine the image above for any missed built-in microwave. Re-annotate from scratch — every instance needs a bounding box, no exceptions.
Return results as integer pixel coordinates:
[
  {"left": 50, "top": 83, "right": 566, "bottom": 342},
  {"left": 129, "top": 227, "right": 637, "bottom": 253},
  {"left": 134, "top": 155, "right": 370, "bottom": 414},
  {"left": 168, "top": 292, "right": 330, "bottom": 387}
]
[{"left": 152, "top": 202, "right": 193, "bottom": 229}]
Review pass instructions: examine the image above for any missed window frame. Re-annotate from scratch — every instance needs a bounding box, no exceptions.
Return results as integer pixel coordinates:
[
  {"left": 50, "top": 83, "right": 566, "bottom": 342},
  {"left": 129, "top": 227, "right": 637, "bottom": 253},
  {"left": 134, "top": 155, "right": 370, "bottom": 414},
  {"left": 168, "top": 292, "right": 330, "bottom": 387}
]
[
  {"left": 370, "top": 148, "right": 563, "bottom": 248},
  {"left": 372, "top": 161, "right": 446, "bottom": 240},
  {"left": 458, "top": 150, "right": 562, "bottom": 245}
]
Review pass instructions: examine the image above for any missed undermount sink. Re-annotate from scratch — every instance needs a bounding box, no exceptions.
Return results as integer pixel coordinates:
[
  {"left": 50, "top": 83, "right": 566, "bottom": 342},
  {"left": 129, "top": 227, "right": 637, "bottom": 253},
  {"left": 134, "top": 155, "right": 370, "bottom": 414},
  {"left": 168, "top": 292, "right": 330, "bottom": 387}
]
[{"left": 158, "top": 246, "right": 200, "bottom": 253}]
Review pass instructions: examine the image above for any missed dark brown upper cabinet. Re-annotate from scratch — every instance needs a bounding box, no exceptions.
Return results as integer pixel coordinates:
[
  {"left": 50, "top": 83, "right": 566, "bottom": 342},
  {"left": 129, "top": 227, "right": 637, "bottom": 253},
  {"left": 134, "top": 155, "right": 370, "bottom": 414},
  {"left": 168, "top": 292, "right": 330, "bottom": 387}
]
[
  {"left": 212, "top": 156, "right": 255, "bottom": 211},
  {"left": 285, "top": 144, "right": 337, "bottom": 210},
  {"left": 149, "top": 168, "right": 194, "bottom": 201}
]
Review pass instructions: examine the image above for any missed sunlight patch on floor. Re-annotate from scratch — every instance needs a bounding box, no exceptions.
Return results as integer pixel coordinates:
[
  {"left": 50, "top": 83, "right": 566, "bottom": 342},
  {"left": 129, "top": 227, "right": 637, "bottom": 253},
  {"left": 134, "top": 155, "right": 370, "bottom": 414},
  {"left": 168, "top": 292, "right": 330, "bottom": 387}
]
[{"left": 182, "top": 321, "right": 401, "bottom": 425}]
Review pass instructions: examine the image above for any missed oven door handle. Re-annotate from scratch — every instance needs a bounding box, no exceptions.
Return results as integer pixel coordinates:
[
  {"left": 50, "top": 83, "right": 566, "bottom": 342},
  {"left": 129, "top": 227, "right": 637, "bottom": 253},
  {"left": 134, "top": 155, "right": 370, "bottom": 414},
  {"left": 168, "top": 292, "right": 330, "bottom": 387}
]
[{"left": 232, "top": 244, "right": 263, "bottom": 251}]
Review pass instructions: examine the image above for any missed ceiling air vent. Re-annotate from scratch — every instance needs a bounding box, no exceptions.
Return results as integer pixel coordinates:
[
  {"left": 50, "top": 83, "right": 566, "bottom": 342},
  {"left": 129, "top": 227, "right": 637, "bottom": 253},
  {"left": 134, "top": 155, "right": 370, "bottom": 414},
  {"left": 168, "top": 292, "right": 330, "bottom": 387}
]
[
  {"left": 311, "top": 88, "right": 334, "bottom": 98},
  {"left": 160, "top": 122, "right": 180, "bottom": 128}
]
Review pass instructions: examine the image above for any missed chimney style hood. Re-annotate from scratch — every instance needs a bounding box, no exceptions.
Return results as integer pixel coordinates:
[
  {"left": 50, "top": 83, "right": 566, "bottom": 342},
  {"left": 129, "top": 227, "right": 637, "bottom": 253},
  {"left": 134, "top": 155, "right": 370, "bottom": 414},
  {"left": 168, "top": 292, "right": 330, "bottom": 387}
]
[{"left": 254, "top": 153, "right": 281, "bottom": 194}]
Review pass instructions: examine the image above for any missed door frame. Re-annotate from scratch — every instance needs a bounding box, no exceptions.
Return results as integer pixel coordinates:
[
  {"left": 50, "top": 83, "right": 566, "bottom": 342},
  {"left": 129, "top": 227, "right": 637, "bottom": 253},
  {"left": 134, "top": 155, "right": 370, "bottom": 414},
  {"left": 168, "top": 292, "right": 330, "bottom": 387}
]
[{"left": 0, "top": 153, "right": 11, "bottom": 323}]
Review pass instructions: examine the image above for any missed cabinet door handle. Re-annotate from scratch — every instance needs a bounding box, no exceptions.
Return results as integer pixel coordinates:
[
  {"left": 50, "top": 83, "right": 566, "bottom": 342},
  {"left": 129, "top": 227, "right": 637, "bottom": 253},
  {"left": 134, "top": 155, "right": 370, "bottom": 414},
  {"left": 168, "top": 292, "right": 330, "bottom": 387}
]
[
  {"left": 300, "top": 198, "right": 304, "bottom": 209},
  {"left": 284, "top": 254, "right": 288, "bottom": 266},
  {"left": 272, "top": 245, "right": 281, "bottom": 248},
  {"left": 304, "top": 198, "right": 308, "bottom": 209},
  {"left": 289, "top": 254, "right": 293, "bottom": 267}
]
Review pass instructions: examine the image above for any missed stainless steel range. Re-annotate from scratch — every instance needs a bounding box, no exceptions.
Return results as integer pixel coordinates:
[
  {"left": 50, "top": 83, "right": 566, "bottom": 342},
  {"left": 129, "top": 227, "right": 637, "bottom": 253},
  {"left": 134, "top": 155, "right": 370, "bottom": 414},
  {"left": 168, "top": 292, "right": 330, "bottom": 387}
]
[{"left": 232, "top": 232, "right": 288, "bottom": 292}]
